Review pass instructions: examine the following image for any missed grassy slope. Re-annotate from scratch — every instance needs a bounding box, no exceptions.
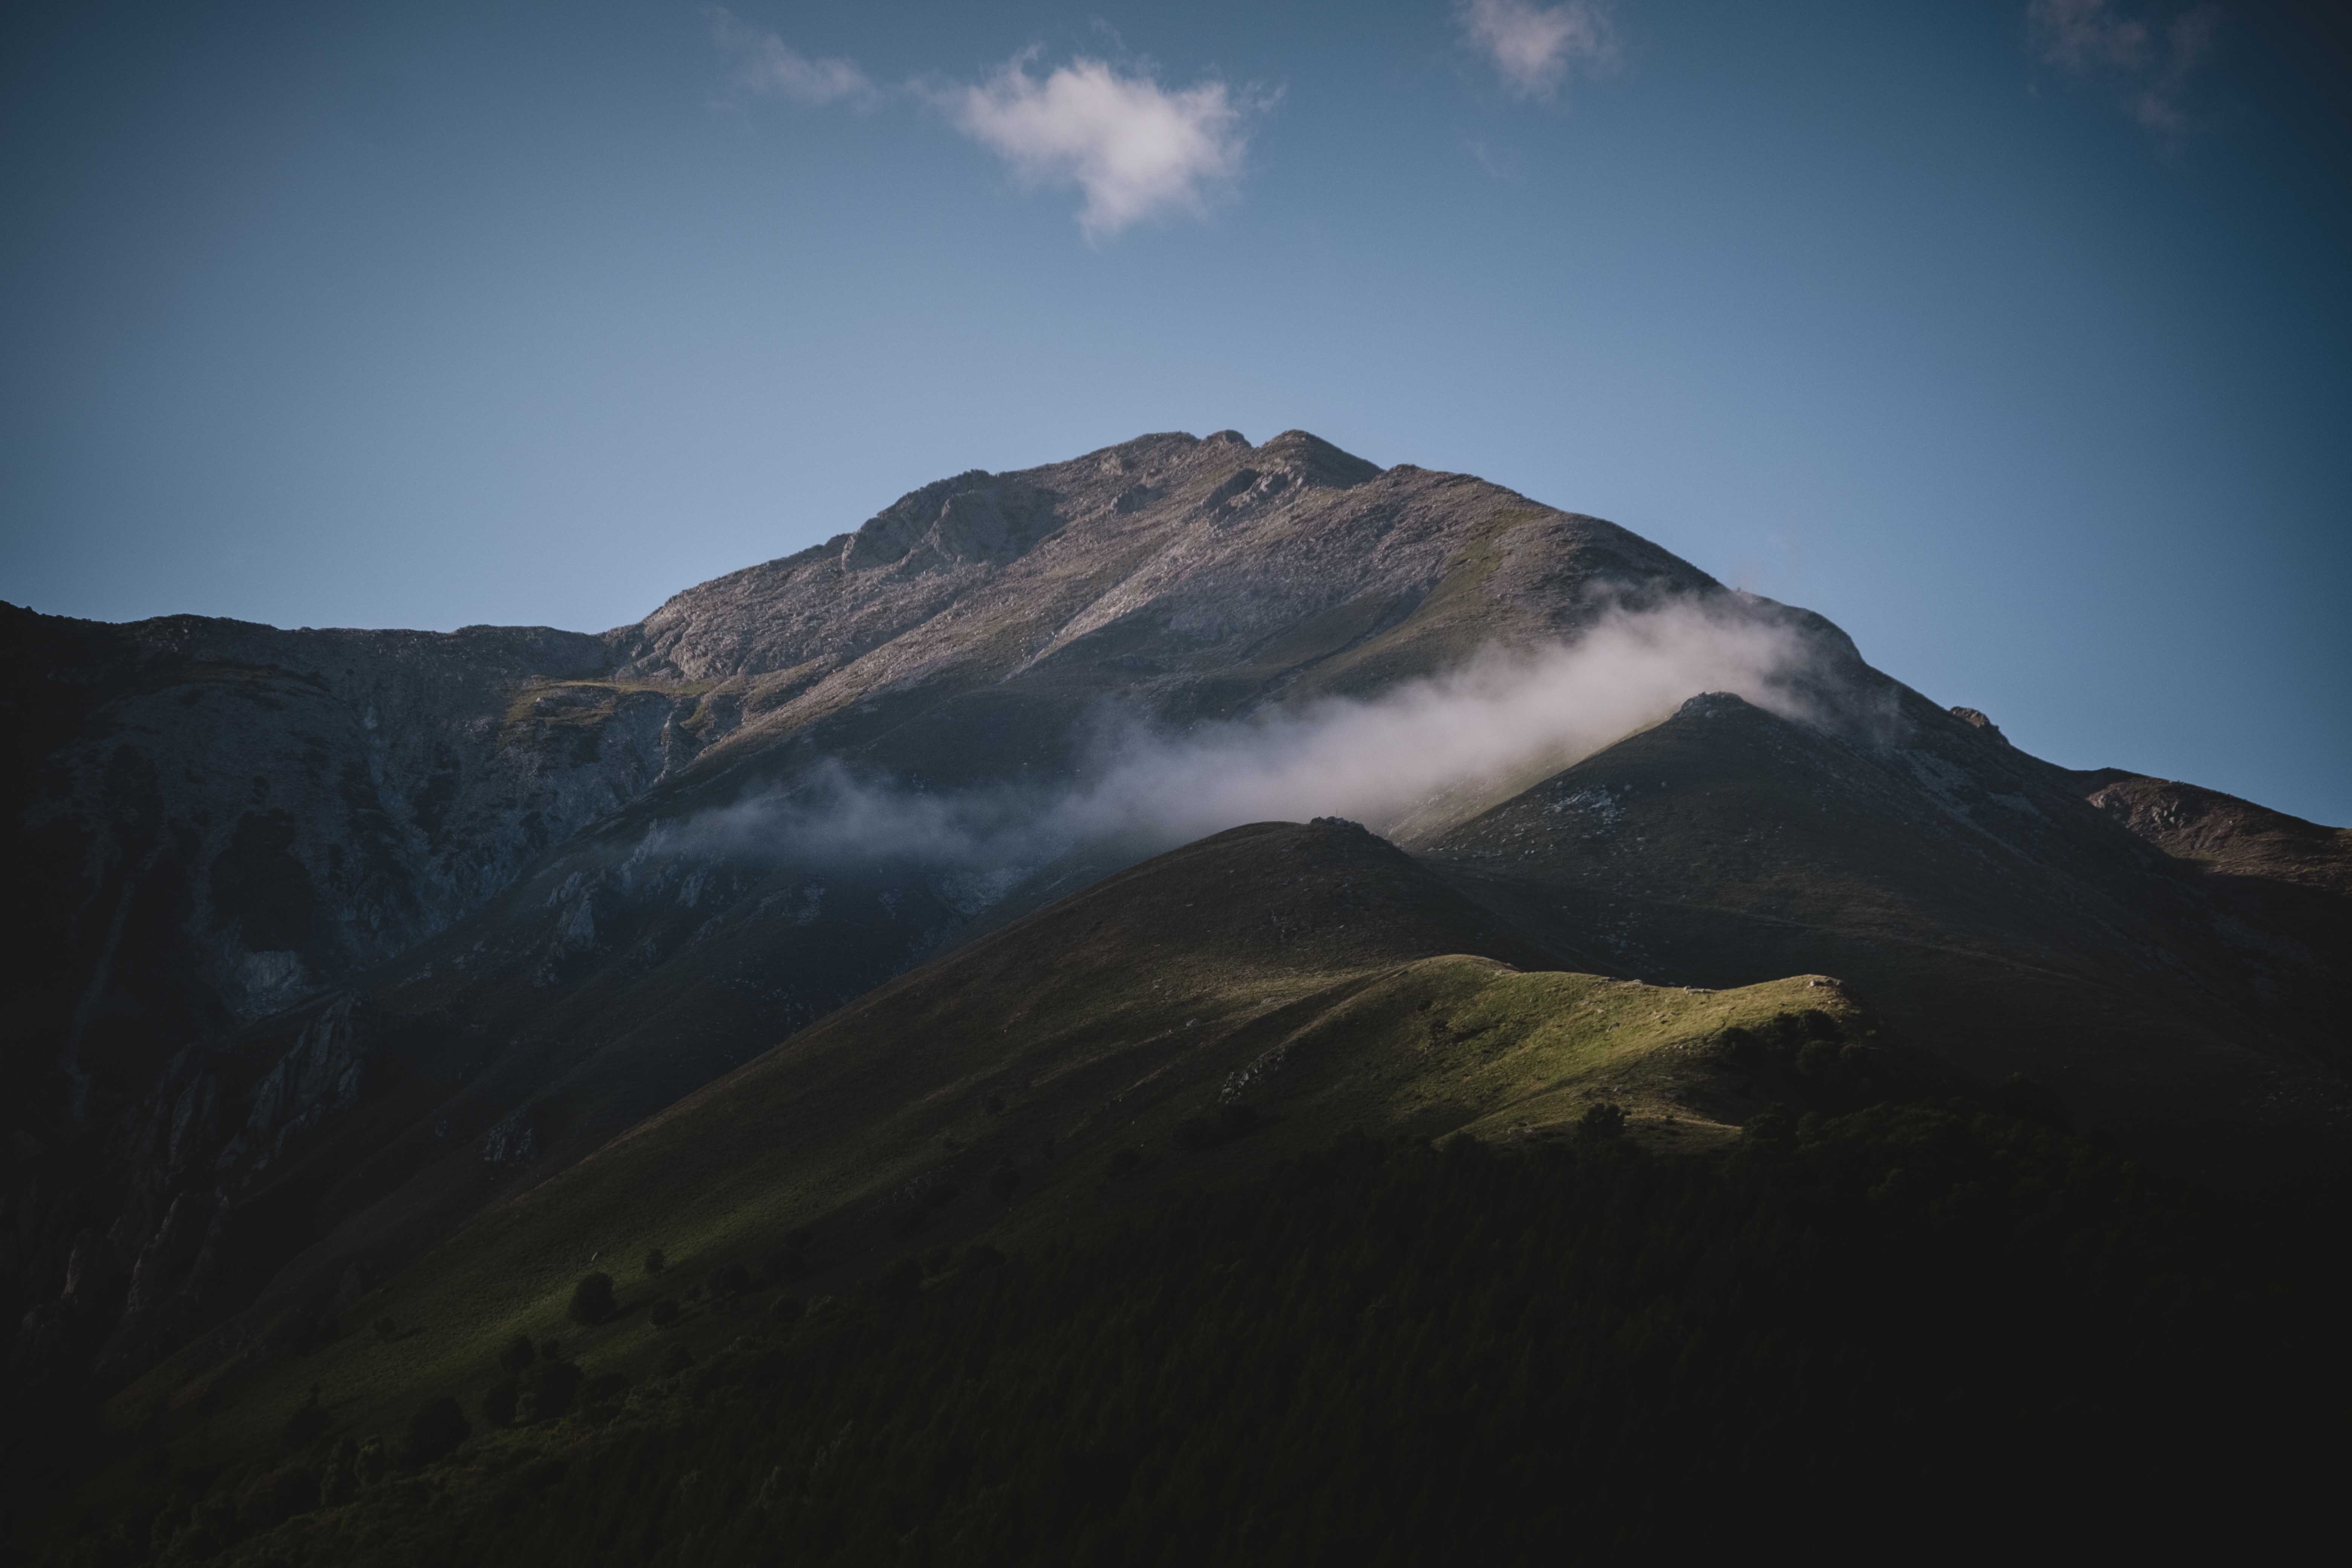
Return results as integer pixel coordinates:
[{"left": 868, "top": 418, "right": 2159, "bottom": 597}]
[
  {"left": 109, "top": 822, "right": 1869, "bottom": 1477},
  {"left": 1428, "top": 693, "right": 2352, "bottom": 1180}
]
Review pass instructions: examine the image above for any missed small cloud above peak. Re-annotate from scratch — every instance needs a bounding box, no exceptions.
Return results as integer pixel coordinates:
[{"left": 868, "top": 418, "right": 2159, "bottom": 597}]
[
  {"left": 934, "top": 54, "right": 1270, "bottom": 242},
  {"left": 707, "top": 8, "right": 879, "bottom": 109},
  {"left": 705, "top": 17, "right": 1268, "bottom": 243},
  {"left": 1456, "top": 0, "right": 1621, "bottom": 100},
  {"left": 2026, "top": 0, "right": 2219, "bottom": 135}
]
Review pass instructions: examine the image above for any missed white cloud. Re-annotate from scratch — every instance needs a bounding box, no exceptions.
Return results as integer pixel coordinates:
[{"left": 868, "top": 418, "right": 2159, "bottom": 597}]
[
  {"left": 1457, "top": 0, "right": 1620, "bottom": 100},
  {"left": 707, "top": 7, "right": 879, "bottom": 109},
  {"left": 938, "top": 54, "right": 1263, "bottom": 241},
  {"left": 655, "top": 595, "right": 1857, "bottom": 880},
  {"left": 2026, "top": 0, "right": 2219, "bottom": 134}
]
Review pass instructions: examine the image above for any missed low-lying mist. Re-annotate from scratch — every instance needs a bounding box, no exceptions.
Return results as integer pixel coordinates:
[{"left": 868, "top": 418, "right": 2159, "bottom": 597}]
[{"left": 655, "top": 596, "right": 1850, "bottom": 886}]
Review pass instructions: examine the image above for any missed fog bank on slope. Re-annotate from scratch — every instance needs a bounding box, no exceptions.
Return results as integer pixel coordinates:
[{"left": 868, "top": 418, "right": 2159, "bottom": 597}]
[{"left": 651, "top": 596, "right": 1849, "bottom": 882}]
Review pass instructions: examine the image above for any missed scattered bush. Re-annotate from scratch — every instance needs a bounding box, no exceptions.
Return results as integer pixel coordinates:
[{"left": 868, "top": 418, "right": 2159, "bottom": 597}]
[
  {"left": 989, "top": 1160, "right": 1023, "bottom": 1201},
  {"left": 1575, "top": 1102, "right": 1627, "bottom": 1143},
  {"left": 1714, "top": 1026, "right": 1763, "bottom": 1070},
  {"left": 711, "top": 1262, "right": 752, "bottom": 1298},
  {"left": 770, "top": 1294, "right": 805, "bottom": 1322},
  {"left": 657, "top": 1343, "right": 694, "bottom": 1377},
  {"left": 643, "top": 1247, "right": 666, "bottom": 1277},
  {"left": 894, "top": 1180, "right": 962, "bottom": 1237},
  {"left": 514, "top": 1456, "right": 571, "bottom": 1494},
  {"left": 567, "top": 1272, "right": 616, "bottom": 1326},
  {"left": 237, "top": 1464, "right": 319, "bottom": 1531},
  {"left": 584, "top": 1372, "right": 629, "bottom": 1407},
  {"left": 403, "top": 1396, "right": 469, "bottom": 1467},
  {"left": 482, "top": 1377, "right": 520, "bottom": 1427},
  {"left": 499, "top": 1332, "right": 538, "bottom": 1374},
  {"left": 521, "top": 1360, "right": 583, "bottom": 1422},
  {"left": 651, "top": 1297, "right": 680, "bottom": 1327},
  {"left": 1176, "top": 1102, "right": 1262, "bottom": 1152},
  {"left": 281, "top": 1385, "right": 329, "bottom": 1450},
  {"left": 373, "top": 1315, "right": 397, "bottom": 1341},
  {"left": 1994, "top": 1073, "right": 2072, "bottom": 1133},
  {"left": 319, "top": 1437, "right": 362, "bottom": 1506},
  {"left": 871, "top": 1257, "right": 923, "bottom": 1308}
]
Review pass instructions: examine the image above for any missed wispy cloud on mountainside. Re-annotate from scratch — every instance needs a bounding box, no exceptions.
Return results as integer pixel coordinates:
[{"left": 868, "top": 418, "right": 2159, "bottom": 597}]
[
  {"left": 1457, "top": 0, "right": 1622, "bottom": 100},
  {"left": 706, "top": 9, "right": 1264, "bottom": 239},
  {"left": 660, "top": 597, "right": 1839, "bottom": 881}
]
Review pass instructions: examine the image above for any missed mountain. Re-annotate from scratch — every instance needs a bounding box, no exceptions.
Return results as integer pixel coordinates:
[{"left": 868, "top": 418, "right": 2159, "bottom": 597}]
[
  {"left": 7, "top": 427, "right": 2347, "bottom": 1417},
  {"left": 108, "top": 817, "right": 1899, "bottom": 1470},
  {"left": 3, "top": 429, "right": 1721, "bottom": 1386}
]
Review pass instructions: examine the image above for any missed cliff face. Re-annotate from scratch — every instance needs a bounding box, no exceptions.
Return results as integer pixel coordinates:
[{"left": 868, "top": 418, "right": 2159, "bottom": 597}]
[{"left": 3, "top": 611, "right": 701, "bottom": 1125}]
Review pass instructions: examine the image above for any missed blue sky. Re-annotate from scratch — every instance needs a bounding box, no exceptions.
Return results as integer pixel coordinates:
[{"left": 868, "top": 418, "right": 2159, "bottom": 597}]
[{"left": 3, "top": 1, "right": 2347, "bottom": 822}]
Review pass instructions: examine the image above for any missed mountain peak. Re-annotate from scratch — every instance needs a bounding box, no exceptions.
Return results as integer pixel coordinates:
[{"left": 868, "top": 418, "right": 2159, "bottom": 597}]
[
  {"left": 1253, "top": 429, "right": 1382, "bottom": 487},
  {"left": 1949, "top": 706, "right": 2009, "bottom": 745}
]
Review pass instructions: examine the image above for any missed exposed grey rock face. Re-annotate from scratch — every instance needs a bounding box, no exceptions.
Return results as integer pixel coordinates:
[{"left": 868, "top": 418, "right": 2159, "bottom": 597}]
[{"left": 6, "top": 613, "right": 701, "bottom": 1121}]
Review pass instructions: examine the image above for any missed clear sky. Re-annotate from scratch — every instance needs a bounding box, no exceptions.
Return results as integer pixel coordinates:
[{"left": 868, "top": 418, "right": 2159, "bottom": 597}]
[{"left": 3, "top": 1, "right": 2347, "bottom": 823}]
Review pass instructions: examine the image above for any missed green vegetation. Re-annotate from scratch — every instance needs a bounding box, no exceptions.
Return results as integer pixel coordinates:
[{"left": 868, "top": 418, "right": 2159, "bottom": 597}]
[
  {"left": 565, "top": 1276, "right": 615, "bottom": 1328},
  {"left": 47, "top": 1102, "right": 2349, "bottom": 1563},
  {"left": 95, "top": 818, "right": 1876, "bottom": 1496}
]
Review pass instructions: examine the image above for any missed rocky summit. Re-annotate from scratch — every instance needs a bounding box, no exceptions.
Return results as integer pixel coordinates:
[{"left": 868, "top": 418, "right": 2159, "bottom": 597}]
[{"left": 6, "top": 428, "right": 2348, "bottom": 1413}]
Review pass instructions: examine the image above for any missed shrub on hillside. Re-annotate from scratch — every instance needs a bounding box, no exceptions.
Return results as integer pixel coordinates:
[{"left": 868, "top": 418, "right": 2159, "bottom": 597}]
[
  {"left": 650, "top": 1297, "right": 680, "bottom": 1328},
  {"left": 989, "top": 1160, "right": 1023, "bottom": 1201},
  {"left": 871, "top": 1257, "right": 923, "bottom": 1308},
  {"left": 1175, "top": 1103, "right": 1261, "bottom": 1152},
  {"left": 281, "top": 1384, "right": 329, "bottom": 1450},
  {"left": 520, "top": 1360, "right": 583, "bottom": 1422},
  {"left": 567, "top": 1272, "right": 616, "bottom": 1325},
  {"left": 1994, "top": 1073, "right": 2072, "bottom": 1133},
  {"left": 499, "top": 1333, "right": 537, "bottom": 1374},
  {"left": 763, "top": 1239, "right": 810, "bottom": 1283},
  {"left": 1576, "top": 1102, "right": 1627, "bottom": 1143},
  {"left": 643, "top": 1247, "right": 666, "bottom": 1276},
  {"left": 482, "top": 1377, "right": 520, "bottom": 1427},
  {"left": 319, "top": 1437, "right": 362, "bottom": 1506},
  {"left": 403, "top": 1396, "right": 469, "bottom": 1467},
  {"left": 711, "top": 1262, "right": 752, "bottom": 1298},
  {"left": 237, "top": 1464, "right": 319, "bottom": 1531}
]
